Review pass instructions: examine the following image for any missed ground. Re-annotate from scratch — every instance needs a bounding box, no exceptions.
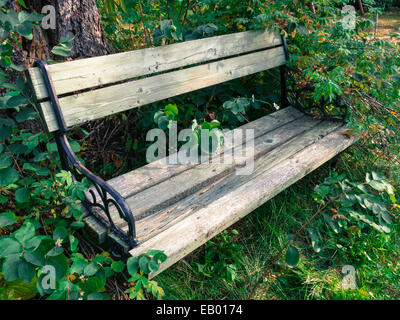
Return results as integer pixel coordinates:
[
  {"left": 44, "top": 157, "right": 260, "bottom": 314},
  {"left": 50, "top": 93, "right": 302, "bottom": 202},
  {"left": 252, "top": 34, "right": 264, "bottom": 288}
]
[{"left": 375, "top": 10, "right": 400, "bottom": 38}]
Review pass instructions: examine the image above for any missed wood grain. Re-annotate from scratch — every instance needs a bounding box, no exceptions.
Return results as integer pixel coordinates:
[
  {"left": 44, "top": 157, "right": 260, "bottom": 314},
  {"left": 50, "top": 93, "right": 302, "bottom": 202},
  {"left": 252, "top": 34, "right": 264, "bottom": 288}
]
[
  {"left": 28, "top": 29, "right": 282, "bottom": 101},
  {"left": 130, "top": 120, "right": 342, "bottom": 243},
  {"left": 38, "top": 47, "right": 286, "bottom": 132},
  {"left": 129, "top": 126, "right": 356, "bottom": 278}
]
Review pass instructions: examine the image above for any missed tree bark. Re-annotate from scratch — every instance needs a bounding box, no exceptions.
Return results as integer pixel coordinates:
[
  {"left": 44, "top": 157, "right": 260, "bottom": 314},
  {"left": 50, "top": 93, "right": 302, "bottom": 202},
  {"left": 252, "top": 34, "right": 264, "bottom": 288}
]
[
  {"left": 357, "top": 0, "right": 365, "bottom": 15},
  {"left": 26, "top": 0, "right": 112, "bottom": 62}
]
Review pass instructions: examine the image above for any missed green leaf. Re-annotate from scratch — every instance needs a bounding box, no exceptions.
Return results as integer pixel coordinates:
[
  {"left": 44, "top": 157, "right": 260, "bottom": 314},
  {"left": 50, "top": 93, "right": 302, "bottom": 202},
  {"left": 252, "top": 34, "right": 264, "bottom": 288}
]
[
  {"left": 153, "top": 110, "right": 169, "bottom": 130},
  {"left": 69, "top": 140, "right": 81, "bottom": 153},
  {"left": 223, "top": 100, "right": 237, "bottom": 110},
  {"left": 70, "top": 259, "right": 88, "bottom": 274},
  {"left": 9, "top": 143, "right": 28, "bottom": 155},
  {"left": 0, "top": 211, "right": 17, "bottom": 227},
  {"left": 165, "top": 103, "right": 178, "bottom": 118},
  {"left": 0, "top": 153, "right": 12, "bottom": 169},
  {"left": 0, "top": 238, "right": 22, "bottom": 257},
  {"left": 285, "top": 246, "right": 300, "bottom": 268},
  {"left": 138, "top": 256, "right": 151, "bottom": 274},
  {"left": 47, "top": 246, "right": 64, "bottom": 256},
  {"left": 14, "top": 222, "right": 36, "bottom": 244},
  {"left": 16, "top": 22, "right": 33, "bottom": 40},
  {"left": 148, "top": 258, "right": 160, "bottom": 272},
  {"left": 16, "top": 107, "right": 37, "bottom": 122},
  {"left": 6, "top": 95, "right": 28, "bottom": 108},
  {"left": 0, "top": 167, "right": 19, "bottom": 186},
  {"left": 3, "top": 56, "right": 11, "bottom": 67},
  {"left": 51, "top": 46, "right": 71, "bottom": 57},
  {"left": 347, "top": 210, "right": 390, "bottom": 233},
  {"left": 23, "top": 238, "right": 52, "bottom": 267},
  {"left": 111, "top": 260, "right": 125, "bottom": 273},
  {"left": 71, "top": 221, "right": 85, "bottom": 229},
  {"left": 3, "top": 278, "right": 37, "bottom": 300},
  {"left": 46, "top": 254, "right": 69, "bottom": 280},
  {"left": 368, "top": 180, "right": 387, "bottom": 192},
  {"left": 69, "top": 235, "right": 79, "bottom": 252},
  {"left": 81, "top": 277, "right": 105, "bottom": 295},
  {"left": 18, "top": 259, "right": 36, "bottom": 283},
  {"left": 17, "top": 0, "right": 27, "bottom": 9},
  {"left": 126, "top": 257, "right": 139, "bottom": 275},
  {"left": 56, "top": 170, "right": 72, "bottom": 185},
  {"left": 24, "top": 251, "right": 44, "bottom": 267},
  {"left": 59, "top": 33, "right": 75, "bottom": 43},
  {"left": 53, "top": 226, "right": 68, "bottom": 242},
  {"left": 0, "top": 126, "right": 12, "bottom": 141},
  {"left": 24, "top": 237, "right": 41, "bottom": 251},
  {"left": 2, "top": 254, "right": 21, "bottom": 282},
  {"left": 307, "top": 227, "right": 322, "bottom": 253},
  {"left": 153, "top": 252, "right": 167, "bottom": 264},
  {"left": 83, "top": 262, "right": 99, "bottom": 277},
  {"left": 128, "top": 272, "right": 141, "bottom": 282},
  {"left": 15, "top": 187, "right": 29, "bottom": 203},
  {"left": 0, "top": 194, "right": 8, "bottom": 204}
]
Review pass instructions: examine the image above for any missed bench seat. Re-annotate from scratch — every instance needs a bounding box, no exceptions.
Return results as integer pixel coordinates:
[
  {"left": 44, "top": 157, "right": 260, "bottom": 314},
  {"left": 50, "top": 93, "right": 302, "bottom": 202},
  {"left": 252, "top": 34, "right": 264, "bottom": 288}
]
[{"left": 84, "top": 107, "right": 355, "bottom": 277}]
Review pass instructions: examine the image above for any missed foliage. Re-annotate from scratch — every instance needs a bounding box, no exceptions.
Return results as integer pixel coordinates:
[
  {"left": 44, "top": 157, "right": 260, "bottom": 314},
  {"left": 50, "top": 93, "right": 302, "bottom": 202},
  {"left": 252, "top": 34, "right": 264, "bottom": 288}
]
[
  {"left": 50, "top": 34, "right": 76, "bottom": 58},
  {"left": 194, "top": 229, "right": 242, "bottom": 283},
  {"left": 96, "top": 0, "right": 399, "bottom": 174},
  {"left": 0, "top": 3, "right": 166, "bottom": 300},
  {"left": 285, "top": 171, "right": 397, "bottom": 268}
]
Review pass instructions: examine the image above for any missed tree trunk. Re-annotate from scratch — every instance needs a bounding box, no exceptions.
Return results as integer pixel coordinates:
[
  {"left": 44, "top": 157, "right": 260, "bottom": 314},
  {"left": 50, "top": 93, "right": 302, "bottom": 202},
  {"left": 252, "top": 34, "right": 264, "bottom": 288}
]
[
  {"left": 26, "top": 0, "right": 112, "bottom": 62},
  {"left": 2, "top": 0, "right": 112, "bottom": 107},
  {"left": 357, "top": 0, "right": 365, "bottom": 15}
]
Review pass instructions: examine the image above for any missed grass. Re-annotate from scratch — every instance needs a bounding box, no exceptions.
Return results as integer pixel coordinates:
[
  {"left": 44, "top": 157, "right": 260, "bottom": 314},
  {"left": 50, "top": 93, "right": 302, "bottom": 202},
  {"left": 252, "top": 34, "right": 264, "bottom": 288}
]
[{"left": 154, "top": 144, "right": 400, "bottom": 300}]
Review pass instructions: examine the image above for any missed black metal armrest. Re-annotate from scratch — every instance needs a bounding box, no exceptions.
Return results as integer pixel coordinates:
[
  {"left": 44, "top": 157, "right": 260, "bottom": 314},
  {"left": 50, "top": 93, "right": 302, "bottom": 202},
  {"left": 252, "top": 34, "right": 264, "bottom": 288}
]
[{"left": 34, "top": 61, "right": 138, "bottom": 247}]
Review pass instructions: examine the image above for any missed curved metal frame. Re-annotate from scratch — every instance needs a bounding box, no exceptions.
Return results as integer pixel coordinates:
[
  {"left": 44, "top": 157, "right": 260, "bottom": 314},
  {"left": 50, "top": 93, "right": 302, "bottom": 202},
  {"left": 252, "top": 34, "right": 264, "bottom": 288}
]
[{"left": 34, "top": 61, "right": 138, "bottom": 248}]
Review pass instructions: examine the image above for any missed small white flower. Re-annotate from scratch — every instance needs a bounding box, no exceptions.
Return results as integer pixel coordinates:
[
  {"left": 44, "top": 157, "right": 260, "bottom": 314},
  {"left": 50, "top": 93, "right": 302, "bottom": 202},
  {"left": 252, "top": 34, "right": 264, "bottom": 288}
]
[{"left": 273, "top": 103, "right": 280, "bottom": 110}]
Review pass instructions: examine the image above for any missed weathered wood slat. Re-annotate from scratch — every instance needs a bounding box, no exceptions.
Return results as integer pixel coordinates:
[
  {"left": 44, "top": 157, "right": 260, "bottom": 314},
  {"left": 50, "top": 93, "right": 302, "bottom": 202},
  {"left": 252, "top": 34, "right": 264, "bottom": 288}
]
[
  {"left": 90, "top": 107, "right": 304, "bottom": 225},
  {"left": 116, "top": 115, "right": 318, "bottom": 223},
  {"left": 103, "top": 107, "right": 303, "bottom": 200},
  {"left": 28, "top": 29, "right": 282, "bottom": 101},
  {"left": 129, "top": 126, "right": 356, "bottom": 278},
  {"left": 39, "top": 47, "right": 286, "bottom": 132},
  {"left": 130, "top": 120, "right": 342, "bottom": 242}
]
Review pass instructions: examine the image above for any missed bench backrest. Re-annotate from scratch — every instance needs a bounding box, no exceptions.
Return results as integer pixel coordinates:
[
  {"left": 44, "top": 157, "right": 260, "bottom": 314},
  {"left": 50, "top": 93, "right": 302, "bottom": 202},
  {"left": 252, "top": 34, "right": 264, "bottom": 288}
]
[{"left": 27, "top": 29, "right": 287, "bottom": 133}]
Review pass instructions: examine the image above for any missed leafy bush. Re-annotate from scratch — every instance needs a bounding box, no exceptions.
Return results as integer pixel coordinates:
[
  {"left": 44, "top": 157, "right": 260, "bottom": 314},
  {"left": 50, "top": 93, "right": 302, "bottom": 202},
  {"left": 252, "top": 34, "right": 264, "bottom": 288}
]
[
  {"left": 285, "top": 171, "right": 397, "bottom": 267},
  {"left": 194, "top": 229, "right": 242, "bottom": 283},
  {"left": 0, "top": 3, "right": 166, "bottom": 300}
]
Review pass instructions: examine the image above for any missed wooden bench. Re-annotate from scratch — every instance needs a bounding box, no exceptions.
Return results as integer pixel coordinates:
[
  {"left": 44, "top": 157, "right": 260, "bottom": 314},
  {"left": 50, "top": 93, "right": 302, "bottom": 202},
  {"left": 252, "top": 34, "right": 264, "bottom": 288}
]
[{"left": 27, "top": 29, "right": 355, "bottom": 278}]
